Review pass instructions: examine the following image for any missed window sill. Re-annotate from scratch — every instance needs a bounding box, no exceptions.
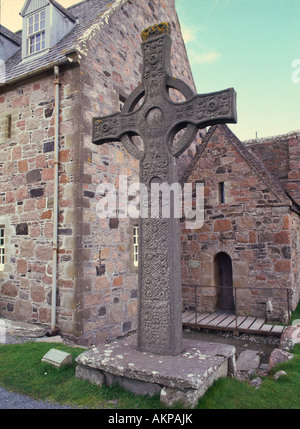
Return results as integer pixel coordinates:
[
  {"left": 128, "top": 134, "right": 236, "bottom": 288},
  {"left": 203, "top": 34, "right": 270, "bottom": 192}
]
[{"left": 21, "top": 48, "right": 50, "bottom": 63}]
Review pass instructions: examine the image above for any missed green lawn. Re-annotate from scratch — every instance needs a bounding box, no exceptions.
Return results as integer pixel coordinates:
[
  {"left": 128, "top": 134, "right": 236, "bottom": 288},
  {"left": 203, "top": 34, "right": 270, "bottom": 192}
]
[
  {"left": 0, "top": 340, "right": 299, "bottom": 409},
  {"left": 1, "top": 303, "right": 300, "bottom": 409},
  {"left": 291, "top": 302, "right": 300, "bottom": 324},
  {"left": 197, "top": 344, "right": 300, "bottom": 409},
  {"left": 0, "top": 341, "right": 163, "bottom": 409}
]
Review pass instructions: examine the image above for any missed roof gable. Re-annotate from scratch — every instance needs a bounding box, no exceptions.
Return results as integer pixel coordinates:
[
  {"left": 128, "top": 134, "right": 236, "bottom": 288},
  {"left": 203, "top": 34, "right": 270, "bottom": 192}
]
[
  {"left": 182, "top": 124, "right": 292, "bottom": 207},
  {"left": 20, "top": 0, "right": 75, "bottom": 22},
  {"left": 20, "top": 0, "right": 49, "bottom": 16}
]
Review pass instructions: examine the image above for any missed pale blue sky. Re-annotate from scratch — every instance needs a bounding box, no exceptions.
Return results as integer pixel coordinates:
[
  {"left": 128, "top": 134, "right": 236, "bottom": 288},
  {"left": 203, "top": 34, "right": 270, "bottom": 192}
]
[
  {"left": 176, "top": 0, "right": 300, "bottom": 140},
  {"left": 2, "top": 0, "right": 300, "bottom": 140}
]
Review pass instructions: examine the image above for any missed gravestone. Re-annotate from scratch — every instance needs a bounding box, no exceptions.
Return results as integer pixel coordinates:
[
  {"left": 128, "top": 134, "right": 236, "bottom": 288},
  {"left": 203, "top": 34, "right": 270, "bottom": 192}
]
[{"left": 92, "top": 23, "right": 237, "bottom": 356}]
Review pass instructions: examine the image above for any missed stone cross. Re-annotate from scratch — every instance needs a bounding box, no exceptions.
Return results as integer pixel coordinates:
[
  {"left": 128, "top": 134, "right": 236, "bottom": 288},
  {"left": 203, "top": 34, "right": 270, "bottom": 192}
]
[{"left": 92, "top": 23, "right": 237, "bottom": 356}]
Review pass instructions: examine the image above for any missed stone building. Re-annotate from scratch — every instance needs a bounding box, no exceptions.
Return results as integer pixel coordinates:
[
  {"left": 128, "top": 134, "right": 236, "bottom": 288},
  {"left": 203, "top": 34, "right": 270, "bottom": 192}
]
[
  {"left": 181, "top": 125, "right": 300, "bottom": 322},
  {"left": 1, "top": 0, "right": 299, "bottom": 346},
  {"left": 0, "top": 0, "right": 199, "bottom": 345}
]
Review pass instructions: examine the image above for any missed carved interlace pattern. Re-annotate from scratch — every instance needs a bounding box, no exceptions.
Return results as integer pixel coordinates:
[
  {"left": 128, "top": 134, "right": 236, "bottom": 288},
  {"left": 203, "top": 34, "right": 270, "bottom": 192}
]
[{"left": 92, "top": 22, "right": 237, "bottom": 355}]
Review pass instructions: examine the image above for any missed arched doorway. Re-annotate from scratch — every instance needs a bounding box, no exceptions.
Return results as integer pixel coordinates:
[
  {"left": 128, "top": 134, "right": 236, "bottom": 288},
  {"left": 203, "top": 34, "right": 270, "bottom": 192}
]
[{"left": 214, "top": 252, "right": 235, "bottom": 311}]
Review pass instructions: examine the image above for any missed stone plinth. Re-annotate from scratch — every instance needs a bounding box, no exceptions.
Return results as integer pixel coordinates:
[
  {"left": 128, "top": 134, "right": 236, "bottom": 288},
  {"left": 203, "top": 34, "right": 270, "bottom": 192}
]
[{"left": 75, "top": 335, "right": 236, "bottom": 408}]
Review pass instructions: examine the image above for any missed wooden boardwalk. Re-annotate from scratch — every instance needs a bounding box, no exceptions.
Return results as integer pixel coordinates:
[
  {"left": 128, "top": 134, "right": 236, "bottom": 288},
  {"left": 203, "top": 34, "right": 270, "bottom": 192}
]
[{"left": 182, "top": 310, "right": 285, "bottom": 336}]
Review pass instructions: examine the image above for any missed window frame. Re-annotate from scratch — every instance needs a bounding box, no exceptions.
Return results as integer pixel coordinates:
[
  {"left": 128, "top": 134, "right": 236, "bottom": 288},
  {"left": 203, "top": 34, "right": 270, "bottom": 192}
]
[
  {"left": 133, "top": 225, "right": 139, "bottom": 267},
  {"left": 27, "top": 8, "right": 46, "bottom": 55},
  {"left": 5, "top": 115, "right": 12, "bottom": 139},
  {"left": 219, "top": 182, "right": 225, "bottom": 205},
  {"left": 119, "top": 96, "right": 126, "bottom": 112},
  {"left": 0, "top": 227, "right": 5, "bottom": 272}
]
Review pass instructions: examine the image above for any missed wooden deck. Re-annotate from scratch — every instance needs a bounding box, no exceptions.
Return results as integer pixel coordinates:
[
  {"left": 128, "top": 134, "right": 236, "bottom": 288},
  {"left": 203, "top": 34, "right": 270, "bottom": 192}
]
[{"left": 182, "top": 310, "right": 285, "bottom": 336}]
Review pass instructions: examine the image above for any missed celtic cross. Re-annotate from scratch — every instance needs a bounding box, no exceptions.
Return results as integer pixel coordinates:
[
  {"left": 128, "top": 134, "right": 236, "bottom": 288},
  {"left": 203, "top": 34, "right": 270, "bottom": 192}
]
[{"left": 92, "top": 23, "right": 237, "bottom": 356}]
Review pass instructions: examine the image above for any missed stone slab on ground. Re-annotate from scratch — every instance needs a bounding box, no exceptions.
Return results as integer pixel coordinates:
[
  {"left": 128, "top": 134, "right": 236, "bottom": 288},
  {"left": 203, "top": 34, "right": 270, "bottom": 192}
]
[
  {"left": 268, "top": 348, "right": 294, "bottom": 371},
  {"left": 280, "top": 323, "right": 300, "bottom": 351},
  {"left": 35, "top": 335, "right": 63, "bottom": 343},
  {"left": 236, "top": 350, "right": 261, "bottom": 372},
  {"left": 75, "top": 335, "right": 236, "bottom": 408},
  {"left": 0, "top": 318, "right": 46, "bottom": 338}
]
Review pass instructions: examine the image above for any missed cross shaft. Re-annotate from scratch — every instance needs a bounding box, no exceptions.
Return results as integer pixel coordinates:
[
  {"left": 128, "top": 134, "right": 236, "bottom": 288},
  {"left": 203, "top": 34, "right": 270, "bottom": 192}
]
[{"left": 92, "top": 22, "right": 237, "bottom": 355}]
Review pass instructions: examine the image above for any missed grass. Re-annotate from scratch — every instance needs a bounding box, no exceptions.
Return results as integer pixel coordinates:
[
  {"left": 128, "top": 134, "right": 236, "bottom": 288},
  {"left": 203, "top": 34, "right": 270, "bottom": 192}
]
[
  {"left": 196, "top": 344, "right": 300, "bottom": 409},
  {"left": 0, "top": 342, "right": 163, "bottom": 409},
  {"left": 291, "top": 301, "right": 300, "bottom": 324},
  {"left": 0, "top": 340, "right": 299, "bottom": 409},
  {"left": 0, "top": 302, "right": 300, "bottom": 409},
  {"left": 196, "top": 301, "right": 300, "bottom": 409}
]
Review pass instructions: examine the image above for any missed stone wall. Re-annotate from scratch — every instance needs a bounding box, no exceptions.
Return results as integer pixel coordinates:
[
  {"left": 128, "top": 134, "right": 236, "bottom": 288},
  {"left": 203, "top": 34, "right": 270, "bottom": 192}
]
[
  {"left": 181, "top": 125, "right": 299, "bottom": 321},
  {"left": 246, "top": 130, "right": 300, "bottom": 206},
  {"left": 291, "top": 211, "right": 300, "bottom": 310},
  {"left": 0, "top": 0, "right": 200, "bottom": 345},
  {"left": 0, "top": 64, "right": 82, "bottom": 334},
  {"left": 287, "top": 132, "right": 300, "bottom": 205}
]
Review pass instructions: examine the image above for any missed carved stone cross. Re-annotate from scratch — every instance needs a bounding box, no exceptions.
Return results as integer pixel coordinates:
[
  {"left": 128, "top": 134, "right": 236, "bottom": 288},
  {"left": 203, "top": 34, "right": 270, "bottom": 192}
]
[{"left": 92, "top": 23, "right": 237, "bottom": 356}]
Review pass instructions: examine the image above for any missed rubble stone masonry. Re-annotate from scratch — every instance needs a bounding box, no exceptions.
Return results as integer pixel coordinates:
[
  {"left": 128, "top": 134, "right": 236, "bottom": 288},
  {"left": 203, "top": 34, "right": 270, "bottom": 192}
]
[
  {"left": 2, "top": 0, "right": 298, "bottom": 343},
  {"left": 0, "top": 0, "right": 200, "bottom": 345},
  {"left": 0, "top": 65, "right": 82, "bottom": 332},
  {"left": 181, "top": 126, "right": 300, "bottom": 320},
  {"left": 246, "top": 130, "right": 300, "bottom": 206}
]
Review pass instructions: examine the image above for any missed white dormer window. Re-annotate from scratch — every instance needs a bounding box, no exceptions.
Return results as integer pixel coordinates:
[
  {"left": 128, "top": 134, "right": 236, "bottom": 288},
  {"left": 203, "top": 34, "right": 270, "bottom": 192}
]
[
  {"left": 27, "top": 9, "right": 46, "bottom": 54},
  {"left": 20, "top": 0, "right": 76, "bottom": 60}
]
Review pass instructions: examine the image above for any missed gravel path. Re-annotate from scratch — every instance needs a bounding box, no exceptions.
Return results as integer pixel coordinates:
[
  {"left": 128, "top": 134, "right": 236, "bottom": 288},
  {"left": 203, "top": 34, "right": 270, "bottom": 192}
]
[{"left": 0, "top": 386, "right": 74, "bottom": 409}]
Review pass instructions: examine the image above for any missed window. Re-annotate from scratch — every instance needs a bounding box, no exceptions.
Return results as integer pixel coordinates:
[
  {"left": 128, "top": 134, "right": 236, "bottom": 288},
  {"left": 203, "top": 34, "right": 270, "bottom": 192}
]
[
  {"left": 0, "top": 227, "right": 5, "bottom": 271},
  {"left": 219, "top": 182, "right": 225, "bottom": 204},
  {"left": 133, "top": 226, "right": 139, "bottom": 267},
  {"left": 27, "top": 9, "right": 46, "bottom": 55},
  {"left": 119, "top": 96, "right": 125, "bottom": 112},
  {"left": 6, "top": 115, "right": 12, "bottom": 139}
]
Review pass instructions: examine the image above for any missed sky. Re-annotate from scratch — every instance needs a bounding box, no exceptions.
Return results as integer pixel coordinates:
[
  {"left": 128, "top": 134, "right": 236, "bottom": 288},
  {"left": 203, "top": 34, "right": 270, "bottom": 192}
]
[
  {"left": 1, "top": 0, "right": 300, "bottom": 140},
  {"left": 177, "top": 0, "right": 300, "bottom": 140}
]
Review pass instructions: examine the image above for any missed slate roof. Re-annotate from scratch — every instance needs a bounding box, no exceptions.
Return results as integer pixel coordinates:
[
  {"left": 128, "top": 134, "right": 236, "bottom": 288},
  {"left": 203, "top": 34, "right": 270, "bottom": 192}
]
[
  {"left": 0, "top": 25, "right": 22, "bottom": 46},
  {"left": 1, "top": 0, "right": 118, "bottom": 86}
]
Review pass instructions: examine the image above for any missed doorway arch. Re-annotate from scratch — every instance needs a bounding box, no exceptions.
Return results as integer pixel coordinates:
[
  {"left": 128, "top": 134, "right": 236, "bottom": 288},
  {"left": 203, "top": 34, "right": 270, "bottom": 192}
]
[{"left": 214, "top": 252, "right": 235, "bottom": 311}]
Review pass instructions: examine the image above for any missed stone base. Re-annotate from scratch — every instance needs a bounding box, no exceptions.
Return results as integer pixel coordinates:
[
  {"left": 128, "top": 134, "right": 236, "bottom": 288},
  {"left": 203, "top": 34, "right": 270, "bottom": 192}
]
[{"left": 75, "top": 335, "right": 236, "bottom": 408}]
